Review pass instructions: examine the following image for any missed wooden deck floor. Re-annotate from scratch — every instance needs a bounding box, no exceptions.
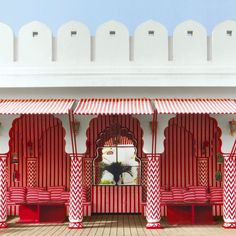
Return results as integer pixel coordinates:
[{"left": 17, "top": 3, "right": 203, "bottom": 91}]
[{"left": 1, "top": 215, "right": 236, "bottom": 236}]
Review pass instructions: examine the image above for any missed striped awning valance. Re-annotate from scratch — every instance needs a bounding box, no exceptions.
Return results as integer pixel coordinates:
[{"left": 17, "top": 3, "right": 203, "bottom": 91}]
[
  {"left": 74, "top": 98, "right": 153, "bottom": 115},
  {"left": 0, "top": 99, "right": 75, "bottom": 114},
  {"left": 153, "top": 99, "right": 236, "bottom": 114}
]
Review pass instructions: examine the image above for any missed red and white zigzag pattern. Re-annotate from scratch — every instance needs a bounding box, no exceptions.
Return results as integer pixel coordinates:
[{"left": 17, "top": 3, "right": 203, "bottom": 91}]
[
  {"left": 27, "top": 159, "right": 37, "bottom": 187},
  {"left": 141, "top": 160, "right": 148, "bottom": 202},
  {"left": 68, "top": 155, "right": 83, "bottom": 229},
  {"left": 223, "top": 155, "right": 236, "bottom": 226},
  {"left": 146, "top": 154, "right": 161, "bottom": 228},
  {"left": 198, "top": 158, "right": 208, "bottom": 186},
  {"left": 0, "top": 156, "right": 7, "bottom": 227},
  {"left": 84, "top": 159, "right": 93, "bottom": 201}
]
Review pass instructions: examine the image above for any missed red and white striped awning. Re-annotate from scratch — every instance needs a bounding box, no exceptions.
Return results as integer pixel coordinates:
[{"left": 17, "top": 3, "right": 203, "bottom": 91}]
[
  {"left": 154, "top": 99, "right": 236, "bottom": 114},
  {"left": 74, "top": 98, "right": 153, "bottom": 115},
  {"left": 0, "top": 99, "right": 75, "bottom": 114}
]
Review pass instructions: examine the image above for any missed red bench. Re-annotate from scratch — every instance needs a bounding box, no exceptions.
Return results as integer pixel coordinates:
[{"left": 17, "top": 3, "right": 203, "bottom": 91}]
[{"left": 7, "top": 186, "right": 92, "bottom": 217}]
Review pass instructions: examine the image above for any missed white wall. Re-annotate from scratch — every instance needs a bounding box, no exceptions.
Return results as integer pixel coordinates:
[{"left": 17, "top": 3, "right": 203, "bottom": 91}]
[
  {"left": 133, "top": 20, "right": 168, "bottom": 63},
  {"left": 0, "top": 20, "right": 236, "bottom": 64},
  {"left": 0, "top": 23, "right": 14, "bottom": 63},
  {"left": 212, "top": 20, "right": 236, "bottom": 64},
  {"left": 95, "top": 20, "right": 129, "bottom": 63},
  {"left": 18, "top": 21, "right": 52, "bottom": 63},
  {"left": 173, "top": 20, "right": 207, "bottom": 64},
  {"left": 55, "top": 114, "right": 95, "bottom": 153},
  {"left": 57, "top": 21, "right": 90, "bottom": 63},
  {"left": 135, "top": 114, "right": 175, "bottom": 154},
  {"left": 0, "top": 115, "right": 20, "bottom": 153},
  {"left": 210, "top": 114, "right": 236, "bottom": 153}
]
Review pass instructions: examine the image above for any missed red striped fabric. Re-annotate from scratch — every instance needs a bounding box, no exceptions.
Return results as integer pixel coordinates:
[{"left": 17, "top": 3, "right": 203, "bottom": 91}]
[
  {"left": 92, "top": 185, "right": 141, "bottom": 213},
  {"left": 154, "top": 99, "right": 236, "bottom": 114},
  {"left": 74, "top": 98, "right": 153, "bottom": 115},
  {"left": 0, "top": 99, "right": 75, "bottom": 114}
]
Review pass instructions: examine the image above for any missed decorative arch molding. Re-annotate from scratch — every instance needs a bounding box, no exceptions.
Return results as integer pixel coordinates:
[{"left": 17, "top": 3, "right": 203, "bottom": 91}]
[
  {"left": 84, "top": 114, "right": 146, "bottom": 159},
  {"left": 96, "top": 124, "right": 137, "bottom": 147}
]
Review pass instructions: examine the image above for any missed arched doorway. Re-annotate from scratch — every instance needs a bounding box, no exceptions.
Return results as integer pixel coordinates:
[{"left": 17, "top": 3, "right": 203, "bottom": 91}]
[
  {"left": 83, "top": 114, "right": 146, "bottom": 214},
  {"left": 160, "top": 114, "right": 223, "bottom": 217},
  {"left": 7, "top": 114, "right": 70, "bottom": 216}
]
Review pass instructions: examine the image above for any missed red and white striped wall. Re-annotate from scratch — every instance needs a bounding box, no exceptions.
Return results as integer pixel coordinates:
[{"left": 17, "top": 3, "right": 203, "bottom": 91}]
[
  {"left": 7, "top": 114, "right": 71, "bottom": 216},
  {"left": 92, "top": 185, "right": 141, "bottom": 213}
]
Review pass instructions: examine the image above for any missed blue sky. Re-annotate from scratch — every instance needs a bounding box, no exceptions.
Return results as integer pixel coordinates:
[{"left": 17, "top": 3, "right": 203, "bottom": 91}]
[{"left": 0, "top": 0, "right": 235, "bottom": 35}]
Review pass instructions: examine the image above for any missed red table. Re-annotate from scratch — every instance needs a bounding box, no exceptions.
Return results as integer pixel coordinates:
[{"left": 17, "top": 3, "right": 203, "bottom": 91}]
[
  {"left": 166, "top": 202, "right": 214, "bottom": 225},
  {"left": 18, "top": 201, "right": 66, "bottom": 223}
]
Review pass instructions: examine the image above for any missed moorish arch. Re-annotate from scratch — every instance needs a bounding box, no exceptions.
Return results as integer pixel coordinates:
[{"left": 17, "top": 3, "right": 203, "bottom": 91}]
[
  {"left": 84, "top": 114, "right": 146, "bottom": 158},
  {"left": 82, "top": 114, "right": 148, "bottom": 201},
  {"left": 161, "top": 114, "right": 222, "bottom": 189},
  {"left": 7, "top": 114, "right": 70, "bottom": 191}
]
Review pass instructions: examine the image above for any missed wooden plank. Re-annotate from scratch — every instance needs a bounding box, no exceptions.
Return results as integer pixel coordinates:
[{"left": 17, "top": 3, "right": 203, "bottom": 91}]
[
  {"left": 102, "top": 214, "right": 113, "bottom": 236},
  {"left": 117, "top": 214, "right": 124, "bottom": 236},
  {"left": 95, "top": 214, "right": 107, "bottom": 236},
  {"left": 123, "top": 215, "right": 131, "bottom": 236},
  {"left": 110, "top": 214, "right": 117, "bottom": 236},
  {"left": 133, "top": 215, "right": 146, "bottom": 236},
  {"left": 2, "top": 215, "right": 236, "bottom": 236}
]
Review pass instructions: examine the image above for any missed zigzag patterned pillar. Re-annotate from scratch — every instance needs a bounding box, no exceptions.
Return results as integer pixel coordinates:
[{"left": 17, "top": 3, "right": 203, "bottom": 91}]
[
  {"left": 83, "top": 159, "right": 93, "bottom": 201},
  {"left": 223, "top": 155, "right": 236, "bottom": 229},
  {"left": 198, "top": 158, "right": 208, "bottom": 186},
  {"left": 146, "top": 154, "right": 161, "bottom": 229},
  {"left": 27, "top": 158, "right": 37, "bottom": 187},
  {"left": 0, "top": 156, "right": 7, "bottom": 228},
  {"left": 68, "top": 154, "right": 83, "bottom": 229}
]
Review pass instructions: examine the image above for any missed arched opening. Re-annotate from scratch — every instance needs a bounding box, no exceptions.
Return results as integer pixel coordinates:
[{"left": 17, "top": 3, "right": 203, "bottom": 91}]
[
  {"left": 84, "top": 115, "right": 146, "bottom": 214},
  {"left": 7, "top": 114, "right": 70, "bottom": 216},
  {"left": 160, "top": 114, "right": 223, "bottom": 218},
  {"left": 94, "top": 125, "right": 141, "bottom": 186}
]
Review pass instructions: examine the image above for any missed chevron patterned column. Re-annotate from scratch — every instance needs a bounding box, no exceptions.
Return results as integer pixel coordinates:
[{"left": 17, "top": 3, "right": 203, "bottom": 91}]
[
  {"left": 146, "top": 154, "right": 161, "bottom": 229},
  {"left": 223, "top": 155, "right": 236, "bottom": 229},
  {"left": 198, "top": 158, "right": 208, "bottom": 186},
  {"left": 27, "top": 158, "right": 37, "bottom": 187},
  {"left": 84, "top": 159, "right": 93, "bottom": 201},
  {"left": 0, "top": 156, "right": 7, "bottom": 228},
  {"left": 68, "top": 154, "right": 83, "bottom": 229}
]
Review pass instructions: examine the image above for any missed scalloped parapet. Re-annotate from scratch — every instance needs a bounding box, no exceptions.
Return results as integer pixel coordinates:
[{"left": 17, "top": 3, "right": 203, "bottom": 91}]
[
  {"left": 134, "top": 20, "right": 168, "bottom": 63},
  {"left": 0, "top": 23, "right": 14, "bottom": 63},
  {"left": 18, "top": 21, "right": 52, "bottom": 63},
  {"left": 95, "top": 20, "right": 129, "bottom": 63},
  {"left": 173, "top": 20, "right": 207, "bottom": 64},
  {"left": 57, "top": 21, "right": 90, "bottom": 63},
  {"left": 212, "top": 20, "right": 236, "bottom": 64}
]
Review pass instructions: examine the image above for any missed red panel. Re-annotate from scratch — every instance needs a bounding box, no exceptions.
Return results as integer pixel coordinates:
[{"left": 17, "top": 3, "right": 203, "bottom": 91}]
[
  {"left": 19, "top": 205, "right": 39, "bottom": 223},
  {"left": 167, "top": 204, "right": 213, "bottom": 225},
  {"left": 167, "top": 205, "right": 192, "bottom": 224},
  {"left": 92, "top": 185, "right": 141, "bottom": 213},
  {"left": 18, "top": 203, "right": 66, "bottom": 223}
]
